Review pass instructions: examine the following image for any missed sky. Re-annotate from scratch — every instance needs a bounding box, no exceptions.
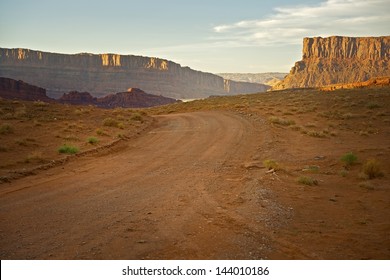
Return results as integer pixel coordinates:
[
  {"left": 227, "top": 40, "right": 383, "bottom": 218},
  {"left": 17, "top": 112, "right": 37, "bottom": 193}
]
[{"left": 0, "top": 0, "right": 389, "bottom": 73}]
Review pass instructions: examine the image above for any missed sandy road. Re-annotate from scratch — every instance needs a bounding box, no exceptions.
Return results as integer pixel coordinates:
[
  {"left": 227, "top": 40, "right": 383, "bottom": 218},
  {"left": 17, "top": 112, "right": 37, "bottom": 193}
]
[{"left": 0, "top": 111, "right": 271, "bottom": 259}]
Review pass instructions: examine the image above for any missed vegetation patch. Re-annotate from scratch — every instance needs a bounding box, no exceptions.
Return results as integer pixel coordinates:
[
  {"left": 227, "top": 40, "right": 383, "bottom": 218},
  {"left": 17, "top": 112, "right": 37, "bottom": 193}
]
[
  {"left": 263, "top": 159, "right": 279, "bottom": 170},
  {"left": 268, "top": 116, "right": 295, "bottom": 126},
  {"left": 87, "top": 137, "right": 99, "bottom": 144},
  {"left": 297, "top": 176, "right": 318, "bottom": 186},
  {"left": 362, "top": 159, "right": 384, "bottom": 179},
  {"left": 341, "top": 152, "right": 358, "bottom": 167},
  {"left": 58, "top": 144, "right": 79, "bottom": 154},
  {"left": 0, "top": 123, "right": 13, "bottom": 134}
]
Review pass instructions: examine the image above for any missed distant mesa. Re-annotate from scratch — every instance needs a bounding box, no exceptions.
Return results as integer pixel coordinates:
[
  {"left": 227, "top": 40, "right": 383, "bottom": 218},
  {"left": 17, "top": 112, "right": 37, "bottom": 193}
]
[
  {"left": 0, "top": 48, "right": 269, "bottom": 100},
  {"left": 217, "top": 73, "right": 287, "bottom": 87},
  {"left": 273, "top": 36, "right": 390, "bottom": 90},
  {"left": 1, "top": 77, "right": 179, "bottom": 108},
  {"left": 0, "top": 77, "right": 53, "bottom": 102}
]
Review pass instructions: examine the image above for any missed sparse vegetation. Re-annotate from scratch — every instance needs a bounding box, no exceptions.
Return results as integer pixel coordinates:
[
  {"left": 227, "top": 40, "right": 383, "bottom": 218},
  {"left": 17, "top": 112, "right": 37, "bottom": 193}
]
[
  {"left": 103, "top": 117, "right": 120, "bottom": 128},
  {"left": 87, "top": 137, "right": 99, "bottom": 144},
  {"left": 341, "top": 152, "right": 358, "bottom": 167},
  {"left": 58, "top": 144, "right": 79, "bottom": 154},
  {"left": 362, "top": 159, "right": 384, "bottom": 179},
  {"left": 0, "top": 123, "right": 13, "bottom": 134},
  {"left": 130, "top": 112, "right": 143, "bottom": 122},
  {"left": 297, "top": 176, "right": 318, "bottom": 186},
  {"left": 268, "top": 116, "right": 295, "bottom": 126},
  {"left": 263, "top": 159, "right": 279, "bottom": 170}
]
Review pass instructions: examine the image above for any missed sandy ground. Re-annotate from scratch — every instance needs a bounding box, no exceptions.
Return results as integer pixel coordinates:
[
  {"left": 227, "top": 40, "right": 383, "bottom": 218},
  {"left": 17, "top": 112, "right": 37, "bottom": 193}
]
[{"left": 1, "top": 105, "right": 389, "bottom": 260}]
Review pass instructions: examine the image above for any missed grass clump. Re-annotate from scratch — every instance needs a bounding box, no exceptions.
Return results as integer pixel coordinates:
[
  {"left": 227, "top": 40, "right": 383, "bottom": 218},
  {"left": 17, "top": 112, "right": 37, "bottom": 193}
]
[
  {"left": 341, "top": 152, "right": 358, "bottom": 167},
  {"left": 268, "top": 116, "right": 295, "bottom": 126},
  {"left": 103, "top": 117, "right": 119, "bottom": 127},
  {"left": 130, "top": 112, "right": 143, "bottom": 122},
  {"left": 87, "top": 137, "right": 99, "bottom": 144},
  {"left": 297, "top": 176, "right": 318, "bottom": 186},
  {"left": 58, "top": 144, "right": 79, "bottom": 154},
  {"left": 0, "top": 123, "right": 13, "bottom": 134},
  {"left": 263, "top": 159, "right": 279, "bottom": 170},
  {"left": 96, "top": 128, "right": 108, "bottom": 136},
  {"left": 362, "top": 159, "right": 384, "bottom": 179}
]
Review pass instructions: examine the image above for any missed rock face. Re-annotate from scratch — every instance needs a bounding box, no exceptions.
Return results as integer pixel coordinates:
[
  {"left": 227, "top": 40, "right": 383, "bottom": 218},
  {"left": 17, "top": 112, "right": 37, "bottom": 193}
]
[
  {"left": 59, "top": 88, "right": 178, "bottom": 108},
  {"left": 273, "top": 36, "right": 390, "bottom": 89},
  {"left": 0, "top": 48, "right": 269, "bottom": 99},
  {"left": 217, "top": 73, "right": 287, "bottom": 86},
  {"left": 0, "top": 77, "right": 53, "bottom": 101}
]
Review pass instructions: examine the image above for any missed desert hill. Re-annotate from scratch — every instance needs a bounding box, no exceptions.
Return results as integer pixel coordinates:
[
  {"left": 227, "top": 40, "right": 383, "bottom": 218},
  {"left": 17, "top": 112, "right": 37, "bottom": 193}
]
[
  {"left": 0, "top": 77, "right": 54, "bottom": 102},
  {"left": 0, "top": 48, "right": 269, "bottom": 99},
  {"left": 274, "top": 36, "right": 390, "bottom": 90}
]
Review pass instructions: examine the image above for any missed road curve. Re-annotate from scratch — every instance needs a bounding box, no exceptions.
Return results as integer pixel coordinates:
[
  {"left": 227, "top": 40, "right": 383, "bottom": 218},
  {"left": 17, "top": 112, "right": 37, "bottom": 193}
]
[{"left": 0, "top": 111, "right": 269, "bottom": 259}]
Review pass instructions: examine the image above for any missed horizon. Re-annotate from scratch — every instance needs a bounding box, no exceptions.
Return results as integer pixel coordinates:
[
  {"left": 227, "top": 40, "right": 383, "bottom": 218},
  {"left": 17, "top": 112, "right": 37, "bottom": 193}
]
[{"left": 1, "top": 0, "right": 389, "bottom": 73}]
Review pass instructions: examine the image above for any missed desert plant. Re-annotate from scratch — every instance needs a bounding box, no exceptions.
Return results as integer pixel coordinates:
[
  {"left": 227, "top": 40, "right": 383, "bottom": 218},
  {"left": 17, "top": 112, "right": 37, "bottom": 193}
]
[
  {"left": 362, "top": 159, "right": 384, "bottom": 179},
  {"left": 103, "top": 117, "right": 120, "bottom": 127},
  {"left": 263, "top": 159, "right": 279, "bottom": 170},
  {"left": 341, "top": 152, "right": 358, "bottom": 167},
  {"left": 268, "top": 116, "right": 295, "bottom": 126},
  {"left": 58, "top": 144, "right": 79, "bottom": 154},
  {"left": 297, "top": 176, "right": 318, "bottom": 186},
  {"left": 0, "top": 123, "right": 13, "bottom": 134},
  {"left": 130, "top": 112, "right": 143, "bottom": 122},
  {"left": 87, "top": 137, "right": 99, "bottom": 144},
  {"left": 96, "top": 128, "right": 108, "bottom": 136}
]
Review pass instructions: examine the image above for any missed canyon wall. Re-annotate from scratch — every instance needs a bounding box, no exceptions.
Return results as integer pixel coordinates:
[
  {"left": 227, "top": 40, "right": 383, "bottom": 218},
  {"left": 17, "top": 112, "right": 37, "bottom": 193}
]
[
  {"left": 0, "top": 48, "right": 269, "bottom": 99},
  {"left": 274, "top": 36, "right": 390, "bottom": 90}
]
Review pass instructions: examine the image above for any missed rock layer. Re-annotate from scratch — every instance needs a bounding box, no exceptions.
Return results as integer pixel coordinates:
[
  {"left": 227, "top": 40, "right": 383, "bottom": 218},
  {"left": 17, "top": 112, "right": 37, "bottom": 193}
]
[
  {"left": 0, "top": 77, "right": 53, "bottom": 102},
  {"left": 274, "top": 36, "right": 390, "bottom": 89},
  {"left": 0, "top": 48, "right": 269, "bottom": 99}
]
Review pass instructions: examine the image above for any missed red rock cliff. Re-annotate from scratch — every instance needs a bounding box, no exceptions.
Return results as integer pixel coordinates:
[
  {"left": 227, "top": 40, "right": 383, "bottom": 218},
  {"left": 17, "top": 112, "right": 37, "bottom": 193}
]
[
  {"left": 0, "top": 48, "right": 268, "bottom": 99},
  {"left": 0, "top": 77, "right": 53, "bottom": 101},
  {"left": 274, "top": 36, "right": 390, "bottom": 89}
]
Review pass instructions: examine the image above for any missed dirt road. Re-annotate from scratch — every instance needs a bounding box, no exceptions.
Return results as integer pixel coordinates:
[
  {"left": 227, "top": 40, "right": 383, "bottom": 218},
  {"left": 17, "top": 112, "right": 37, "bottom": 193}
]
[{"left": 0, "top": 111, "right": 272, "bottom": 259}]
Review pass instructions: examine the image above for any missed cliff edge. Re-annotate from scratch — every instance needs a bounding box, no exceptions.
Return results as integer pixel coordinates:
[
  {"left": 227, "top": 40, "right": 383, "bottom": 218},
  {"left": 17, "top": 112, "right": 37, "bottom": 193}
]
[{"left": 273, "top": 36, "right": 390, "bottom": 90}]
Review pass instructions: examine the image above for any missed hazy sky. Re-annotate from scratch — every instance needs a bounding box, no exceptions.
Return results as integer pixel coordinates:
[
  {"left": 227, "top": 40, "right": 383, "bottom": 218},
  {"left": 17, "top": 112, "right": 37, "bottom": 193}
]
[{"left": 1, "top": 0, "right": 389, "bottom": 73}]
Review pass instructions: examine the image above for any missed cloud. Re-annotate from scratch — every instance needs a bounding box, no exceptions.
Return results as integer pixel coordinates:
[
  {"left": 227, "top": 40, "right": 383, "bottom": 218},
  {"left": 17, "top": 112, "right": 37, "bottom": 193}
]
[{"left": 213, "top": 0, "right": 390, "bottom": 46}]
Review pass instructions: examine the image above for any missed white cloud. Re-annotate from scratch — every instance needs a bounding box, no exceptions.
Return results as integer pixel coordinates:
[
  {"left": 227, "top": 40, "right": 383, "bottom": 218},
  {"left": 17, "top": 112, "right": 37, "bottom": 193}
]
[{"left": 213, "top": 0, "right": 390, "bottom": 46}]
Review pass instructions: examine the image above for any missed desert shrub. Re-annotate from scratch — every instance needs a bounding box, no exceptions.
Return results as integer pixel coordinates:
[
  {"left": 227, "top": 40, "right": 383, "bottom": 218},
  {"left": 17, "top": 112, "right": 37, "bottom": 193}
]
[
  {"left": 366, "top": 102, "right": 381, "bottom": 109},
  {"left": 130, "top": 112, "right": 143, "bottom": 122},
  {"left": 33, "top": 101, "right": 49, "bottom": 107},
  {"left": 297, "top": 176, "right": 318, "bottom": 186},
  {"left": 96, "top": 128, "right": 108, "bottom": 136},
  {"left": 306, "top": 130, "right": 326, "bottom": 138},
  {"left": 341, "top": 152, "right": 358, "bottom": 167},
  {"left": 268, "top": 116, "right": 295, "bottom": 126},
  {"left": 263, "top": 159, "right": 279, "bottom": 170},
  {"left": 25, "top": 151, "right": 45, "bottom": 163},
  {"left": 303, "top": 165, "right": 319, "bottom": 173},
  {"left": 87, "top": 137, "right": 99, "bottom": 144},
  {"left": 0, "top": 123, "right": 13, "bottom": 134},
  {"left": 58, "top": 144, "right": 79, "bottom": 154},
  {"left": 103, "top": 117, "right": 119, "bottom": 127},
  {"left": 362, "top": 159, "right": 384, "bottom": 179}
]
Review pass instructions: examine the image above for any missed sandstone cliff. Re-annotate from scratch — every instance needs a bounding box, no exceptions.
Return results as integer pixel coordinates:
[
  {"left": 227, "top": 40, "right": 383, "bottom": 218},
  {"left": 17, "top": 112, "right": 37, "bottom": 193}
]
[
  {"left": 0, "top": 77, "right": 53, "bottom": 102},
  {"left": 273, "top": 36, "right": 390, "bottom": 90},
  {"left": 0, "top": 48, "right": 268, "bottom": 99}
]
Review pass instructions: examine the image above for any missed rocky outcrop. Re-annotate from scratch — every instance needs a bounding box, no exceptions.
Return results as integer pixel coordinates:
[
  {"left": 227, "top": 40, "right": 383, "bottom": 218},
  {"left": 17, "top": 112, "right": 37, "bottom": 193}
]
[
  {"left": 96, "top": 88, "right": 179, "bottom": 108},
  {"left": 0, "top": 48, "right": 268, "bottom": 99},
  {"left": 58, "top": 91, "right": 97, "bottom": 105},
  {"left": 273, "top": 36, "right": 390, "bottom": 90},
  {"left": 0, "top": 77, "right": 53, "bottom": 101},
  {"left": 58, "top": 88, "right": 178, "bottom": 108}
]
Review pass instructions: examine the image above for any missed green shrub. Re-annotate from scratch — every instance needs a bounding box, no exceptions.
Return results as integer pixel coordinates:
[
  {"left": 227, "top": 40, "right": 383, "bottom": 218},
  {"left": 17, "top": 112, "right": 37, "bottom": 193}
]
[
  {"left": 362, "top": 159, "right": 384, "bottom": 179},
  {"left": 341, "top": 152, "right": 358, "bottom": 167},
  {"left": 297, "top": 176, "right": 318, "bottom": 186},
  {"left": 58, "top": 144, "right": 79, "bottom": 154},
  {"left": 87, "top": 137, "right": 99, "bottom": 144},
  {"left": 0, "top": 123, "right": 13, "bottom": 134}
]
